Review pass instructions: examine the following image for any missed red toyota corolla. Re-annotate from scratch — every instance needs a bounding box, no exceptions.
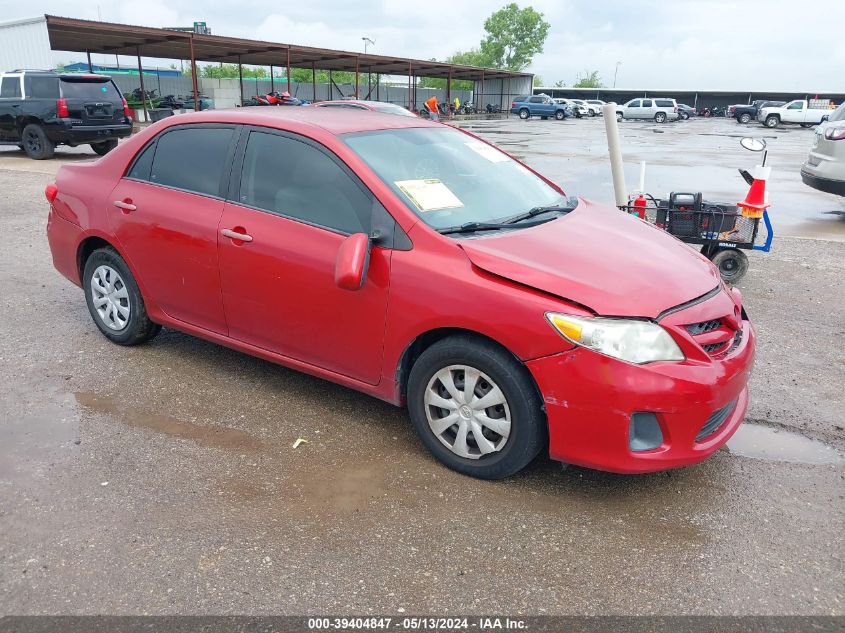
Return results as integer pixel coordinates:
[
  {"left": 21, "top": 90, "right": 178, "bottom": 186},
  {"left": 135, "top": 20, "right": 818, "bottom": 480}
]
[{"left": 46, "top": 108, "right": 755, "bottom": 479}]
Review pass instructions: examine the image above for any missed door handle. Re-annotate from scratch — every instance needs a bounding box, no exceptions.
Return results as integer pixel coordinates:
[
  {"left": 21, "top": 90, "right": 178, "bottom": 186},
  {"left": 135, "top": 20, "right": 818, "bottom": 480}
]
[
  {"left": 113, "top": 200, "right": 136, "bottom": 211},
  {"left": 221, "top": 228, "right": 253, "bottom": 242}
]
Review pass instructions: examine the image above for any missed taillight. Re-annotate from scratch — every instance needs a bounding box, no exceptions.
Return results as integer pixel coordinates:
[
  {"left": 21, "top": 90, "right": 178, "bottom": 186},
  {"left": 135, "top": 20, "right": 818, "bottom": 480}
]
[
  {"left": 824, "top": 126, "right": 845, "bottom": 141},
  {"left": 56, "top": 98, "right": 69, "bottom": 118},
  {"left": 511, "top": 102, "right": 516, "bottom": 108},
  {"left": 45, "top": 182, "right": 58, "bottom": 203},
  {"left": 674, "top": 105, "right": 678, "bottom": 112},
  {"left": 122, "top": 96, "right": 131, "bottom": 118}
]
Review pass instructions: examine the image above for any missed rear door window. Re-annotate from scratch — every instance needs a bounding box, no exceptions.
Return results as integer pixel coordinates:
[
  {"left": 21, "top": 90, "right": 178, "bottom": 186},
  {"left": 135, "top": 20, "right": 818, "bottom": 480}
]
[
  {"left": 642, "top": 99, "right": 653, "bottom": 108},
  {"left": 60, "top": 79, "right": 122, "bottom": 103},
  {"left": 148, "top": 126, "right": 236, "bottom": 197},
  {"left": 0, "top": 76, "right": 21, "bottom": 98}
]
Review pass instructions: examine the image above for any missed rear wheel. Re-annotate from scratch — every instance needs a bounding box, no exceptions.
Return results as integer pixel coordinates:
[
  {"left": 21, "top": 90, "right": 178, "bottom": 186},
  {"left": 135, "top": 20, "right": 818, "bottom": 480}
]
[
  {"left": 518, "top": 108, "right": 530, "bottom": 120},
  {"left": 710, "top": 248, "right": 749, "bottom": 283},
  {"left": 739, "top": 113, "right": 752, "bottom": 124},
  {"left": 654, "top": 112, "right": 667, "bottom": 123},
  {"left": 83, "top": 247, "right": 161, "bottom": 345},
  {"left": 407, "top": 335, "right": 546, "bottom": 479},
  {"left": 90, "top": 139, "right": 118, "bottom": 156},
  {"left": 21, "top": 124, "right": 54, "bottom": 160}
]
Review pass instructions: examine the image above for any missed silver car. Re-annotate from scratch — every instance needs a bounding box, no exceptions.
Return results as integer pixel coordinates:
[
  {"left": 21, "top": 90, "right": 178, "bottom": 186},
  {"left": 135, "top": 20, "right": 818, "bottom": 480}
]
[{"left": 801, "top": 103, "right": 845, "bottom": 196}]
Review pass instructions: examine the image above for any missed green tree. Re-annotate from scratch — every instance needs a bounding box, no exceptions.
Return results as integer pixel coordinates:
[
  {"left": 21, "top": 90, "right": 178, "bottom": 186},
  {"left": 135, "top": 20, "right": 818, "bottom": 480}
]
[
  {"left": 573, "top": 70, "right": 604, "bottom": 88},
  {"left": 479, "top": 3, "right": 550, "bottom": 71},
  {"left": 532, "top": 75, "right": 543, "bottom": 87},
  {"left": 418, "top": 55, "right": 478, "bottom": 90},
  {"left": 553, "top": 79, "right": 566, "bottom": 87}
]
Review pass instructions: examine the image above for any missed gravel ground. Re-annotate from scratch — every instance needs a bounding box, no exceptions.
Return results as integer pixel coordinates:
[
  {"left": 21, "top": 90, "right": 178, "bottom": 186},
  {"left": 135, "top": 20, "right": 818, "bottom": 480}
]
[{"left": 0, "top": 117, "right": 843, "bottom": 616}]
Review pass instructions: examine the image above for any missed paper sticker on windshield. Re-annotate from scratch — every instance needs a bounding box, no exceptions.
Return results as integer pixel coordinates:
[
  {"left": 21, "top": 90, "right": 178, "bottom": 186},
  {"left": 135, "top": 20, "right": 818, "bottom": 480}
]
[
  {"left": 465, "top": 141, "right": 510, "bottom": 163},
  {"left": 395, "top": 179, "right": 464, "bottom": 212}
]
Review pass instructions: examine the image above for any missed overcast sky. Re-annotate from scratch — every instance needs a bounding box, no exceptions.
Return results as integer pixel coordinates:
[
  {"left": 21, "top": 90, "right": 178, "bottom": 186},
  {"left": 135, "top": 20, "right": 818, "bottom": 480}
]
[{"left": 2, "top": 0, "right": 842, "bottom": 91}]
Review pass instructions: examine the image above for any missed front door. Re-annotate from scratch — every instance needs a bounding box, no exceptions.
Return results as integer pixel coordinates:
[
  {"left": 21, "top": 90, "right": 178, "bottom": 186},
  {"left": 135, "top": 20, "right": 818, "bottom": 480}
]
[
  {"left": 108, "top": 124, "right": 238, "bottom": 334},
  {"left": 217, "top": 128, "right": 391, "bottom": 385}
]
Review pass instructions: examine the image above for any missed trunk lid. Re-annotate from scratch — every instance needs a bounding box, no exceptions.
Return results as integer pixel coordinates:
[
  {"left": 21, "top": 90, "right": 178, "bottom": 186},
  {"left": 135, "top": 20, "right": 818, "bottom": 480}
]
[{"left": 458, "top": 199, "right": 721, "bottom": 318}]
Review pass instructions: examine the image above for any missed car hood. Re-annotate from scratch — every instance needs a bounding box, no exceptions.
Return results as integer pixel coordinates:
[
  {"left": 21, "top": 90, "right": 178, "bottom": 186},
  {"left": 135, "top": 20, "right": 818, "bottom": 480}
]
[{"left": 458, "top": 199, "right": 721, "bottom": 318}]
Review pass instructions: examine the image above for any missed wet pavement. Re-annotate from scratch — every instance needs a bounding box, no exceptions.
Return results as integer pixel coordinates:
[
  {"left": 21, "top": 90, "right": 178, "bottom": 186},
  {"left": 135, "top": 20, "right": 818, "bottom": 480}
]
[{"left": 0, "top": 118, "right": 843, "bottom": 616}]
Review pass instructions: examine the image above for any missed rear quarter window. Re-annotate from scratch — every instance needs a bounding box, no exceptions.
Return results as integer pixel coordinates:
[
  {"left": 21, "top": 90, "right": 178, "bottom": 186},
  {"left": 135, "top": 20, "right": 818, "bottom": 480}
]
[
  {"left": 0, "top": 76, "right": 21, "bottom": 98},
  {"left": 655, "top": 99, "right": 674, "bottom": 107},
  {"left": 25, "top": 76, "right": 59, "bottom": 98},
  {"left": 828, "top": 103, "right": 845, "bottom": 122}
]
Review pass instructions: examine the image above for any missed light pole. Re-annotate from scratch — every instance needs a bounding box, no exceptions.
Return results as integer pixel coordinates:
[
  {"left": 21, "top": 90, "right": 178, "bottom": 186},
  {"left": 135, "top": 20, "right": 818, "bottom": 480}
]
[
  {"left": 613, "top": 61, "right": 622, "bottom": 89},
  {"left": 362, "top": 37, "right": 375, "bottom": 100}
]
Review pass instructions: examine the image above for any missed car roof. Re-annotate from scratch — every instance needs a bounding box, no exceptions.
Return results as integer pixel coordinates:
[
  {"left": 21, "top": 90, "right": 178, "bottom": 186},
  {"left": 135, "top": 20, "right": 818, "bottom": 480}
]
[{"left": 165, "top": 106, "right": 435, "bottom": 135}]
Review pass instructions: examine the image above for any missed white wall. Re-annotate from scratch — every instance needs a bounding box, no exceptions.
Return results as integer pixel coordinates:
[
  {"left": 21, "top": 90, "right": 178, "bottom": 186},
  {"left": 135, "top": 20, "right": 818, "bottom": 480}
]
[{"left": 0, "top": 17, "right": 53, "bottom": 72}]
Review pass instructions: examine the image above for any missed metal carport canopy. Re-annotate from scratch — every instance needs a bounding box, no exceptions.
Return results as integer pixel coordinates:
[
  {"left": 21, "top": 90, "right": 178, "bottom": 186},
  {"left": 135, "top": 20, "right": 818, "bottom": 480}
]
[{"left": 44, "top": 15, "right": 527, "bottom": 81}]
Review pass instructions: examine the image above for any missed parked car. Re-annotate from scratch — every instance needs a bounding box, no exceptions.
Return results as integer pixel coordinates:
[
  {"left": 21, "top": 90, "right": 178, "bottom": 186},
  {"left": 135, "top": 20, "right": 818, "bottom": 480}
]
[
  {"left": 732, "top": 100, "right": 784, "bottom": 124},
  {"left": 677, "top": 104, "right": 696, "bottom": 120},
  {"left": 616, "top": 98, "right": 680, "bottom": 123},
  {"left": 758, "top": 100, "right": 830, "bottom": 128},
  {"left": 801, "top": 102, "right": 845, "bottom": 196},
  {"left": 585, "top": 99, "right": 606, "bottom": 114},
  {"left": 312, "top": 99, "right": 417, "bottom": 117},
  {"left": 510, "top": 94, "right": 568, "bottom": 120},
  {"left": 0, "top": 70, "right": 132, "bottom": 159},
  {"left": 571, "top": 99, "right": 600, "bottom": 116},
  {"left": 45, "top": 107, "right": 755, "bottom": 479},
  {"left": 553, "top": 98, "right": 586, "bottom": 118}
]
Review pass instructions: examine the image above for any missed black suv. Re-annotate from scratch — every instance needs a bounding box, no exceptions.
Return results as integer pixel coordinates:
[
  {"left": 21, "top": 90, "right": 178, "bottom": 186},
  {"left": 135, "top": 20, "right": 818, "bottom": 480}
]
[{"left": 0, "top": 70, "right": 133, "bottom": 159}]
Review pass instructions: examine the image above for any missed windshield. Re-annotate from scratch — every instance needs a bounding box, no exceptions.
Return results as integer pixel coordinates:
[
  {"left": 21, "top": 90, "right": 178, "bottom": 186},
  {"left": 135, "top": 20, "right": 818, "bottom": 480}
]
[
  {"left": 343, "top": 127, "right": 565, "bottom": 230},
  {"left": 829, "top": 103, "right": 845, "bottom": 122},
  {"left": 372, "top": 104, "right": 416, "bottom": 117}
]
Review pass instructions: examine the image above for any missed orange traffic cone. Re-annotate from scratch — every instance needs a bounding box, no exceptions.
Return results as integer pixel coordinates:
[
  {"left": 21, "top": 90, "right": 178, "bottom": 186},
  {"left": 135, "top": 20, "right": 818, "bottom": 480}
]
[{"left": 738, "top": 177, "right": 769, "bottom": 219}]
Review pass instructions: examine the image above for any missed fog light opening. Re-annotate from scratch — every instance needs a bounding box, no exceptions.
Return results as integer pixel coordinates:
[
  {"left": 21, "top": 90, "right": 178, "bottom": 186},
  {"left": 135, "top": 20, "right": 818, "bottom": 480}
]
[{"left": 629, "top": 412, "right": 664, "bottom": 452}]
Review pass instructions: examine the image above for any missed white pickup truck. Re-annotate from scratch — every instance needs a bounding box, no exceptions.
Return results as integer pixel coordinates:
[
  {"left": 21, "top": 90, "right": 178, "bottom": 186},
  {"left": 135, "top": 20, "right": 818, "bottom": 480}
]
[{"left": 758, "top": 100, "right": 831, "bottom": 128}]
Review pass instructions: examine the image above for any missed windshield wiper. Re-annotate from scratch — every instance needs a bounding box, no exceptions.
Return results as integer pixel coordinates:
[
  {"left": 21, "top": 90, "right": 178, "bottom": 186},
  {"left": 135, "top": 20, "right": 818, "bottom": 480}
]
[
  {"left": 437, "top": 217, "right": 559, "bottom": 235},
  {"left": 502, "top": 204, "right": 575, "bottom": 225}
]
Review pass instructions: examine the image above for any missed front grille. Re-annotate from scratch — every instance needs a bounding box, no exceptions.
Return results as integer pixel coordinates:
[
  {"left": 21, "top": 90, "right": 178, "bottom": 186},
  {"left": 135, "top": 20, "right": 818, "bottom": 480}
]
[
  {"left": 702, "top": 342, "right": 727, "bottom": 354},
  {"left": 695, "top": 399, "right": 737, "bottom": 441},
  {"left": 687, "top": 319, "right": 722, "bottom": 335}
]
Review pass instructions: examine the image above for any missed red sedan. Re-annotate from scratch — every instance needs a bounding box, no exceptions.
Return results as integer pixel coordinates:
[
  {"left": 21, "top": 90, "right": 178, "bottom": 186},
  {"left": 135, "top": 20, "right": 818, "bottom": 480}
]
[{"left": 46, "top": 108, "right": 755, "bottom": 479}]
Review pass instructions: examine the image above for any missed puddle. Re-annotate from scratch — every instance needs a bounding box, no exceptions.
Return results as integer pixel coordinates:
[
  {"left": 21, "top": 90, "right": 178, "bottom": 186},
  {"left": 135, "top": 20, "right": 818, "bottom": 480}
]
[
  {"left": 726, "top": 423, "right": 845, "bottom": 465},
  {"left": 74, "top": 392, "right": 264, "bottom": 452}
]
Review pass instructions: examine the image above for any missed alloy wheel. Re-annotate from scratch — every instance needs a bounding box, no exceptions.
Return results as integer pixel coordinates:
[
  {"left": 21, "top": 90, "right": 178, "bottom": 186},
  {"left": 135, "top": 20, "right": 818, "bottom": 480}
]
[
  {"left": 90, "top": 265, "right": 130, "bottom": 330},
  {"left": 424, "top": 364, "right": 511, "bottom": 459},
  {"left": 24, "top": 131, "right": 41, "bottom": 154}
]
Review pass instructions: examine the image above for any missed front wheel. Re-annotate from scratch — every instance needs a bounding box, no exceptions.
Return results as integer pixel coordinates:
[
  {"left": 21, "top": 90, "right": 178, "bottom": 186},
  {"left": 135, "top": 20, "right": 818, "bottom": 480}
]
[
  {"left": 407, "top": 335, "right": 546, "bottom": 479},
  {"left": 83, "top": 247, "right": 161, "bottom": 345},
  {"left": 654, "top": 112, "right": 667, "bottom": 123},
  {"left": 765, "top": 115, "right": 779, "bottom": 128},
  {"left": 710, "top": 248, "right": 749, "bottom": 283},
  {"left": 554, "top": 110, "right": 565, "bottom": 120},
  {"left": 518, "top": 108, "right": 530, "bottom": 120},
  {"left": 90, "top": 139, "right": 118, "bottom": 156}
]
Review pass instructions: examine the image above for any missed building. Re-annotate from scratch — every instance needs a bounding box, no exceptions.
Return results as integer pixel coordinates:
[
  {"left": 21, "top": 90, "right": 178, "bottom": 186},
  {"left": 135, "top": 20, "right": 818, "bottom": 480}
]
[{"left": 0, "top": 16, "right": 53, "bottom": 71}]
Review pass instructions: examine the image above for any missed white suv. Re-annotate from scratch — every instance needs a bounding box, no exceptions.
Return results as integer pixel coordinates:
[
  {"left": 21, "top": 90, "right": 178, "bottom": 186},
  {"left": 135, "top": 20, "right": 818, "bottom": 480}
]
[{"left": 616, "top": 98, "right": 679, "bottom": 123}]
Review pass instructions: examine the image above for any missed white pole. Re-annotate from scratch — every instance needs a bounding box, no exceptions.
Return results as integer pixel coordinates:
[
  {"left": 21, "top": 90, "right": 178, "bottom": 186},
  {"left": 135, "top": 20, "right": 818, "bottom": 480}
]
[{"left": 603, "top": 103, "right": 628, "bottom": 207}]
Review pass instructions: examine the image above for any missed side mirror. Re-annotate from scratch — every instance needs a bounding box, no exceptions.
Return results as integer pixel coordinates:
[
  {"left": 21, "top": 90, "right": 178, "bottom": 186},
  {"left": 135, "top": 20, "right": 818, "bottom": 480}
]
[
  {"left": 740, "top": 137, "right": 767, "bottom": 152},
  {"left": 334, "top": 232, "right": 371, "bottom": 291}
]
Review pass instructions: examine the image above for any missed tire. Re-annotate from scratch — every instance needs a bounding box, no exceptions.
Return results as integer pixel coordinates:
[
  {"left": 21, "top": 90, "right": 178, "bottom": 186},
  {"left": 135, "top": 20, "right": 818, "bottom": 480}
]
[
  {"left": 739, "top": 113, "right": 752, "bottom": 124},
  {"left": 800, "top": 123, "right": 814, "bottom": 128},
  {"left": 765, "top": 115, "right": 779, "bottom": 128},
  {"left": 710, "top": 248, "right": 749, "bottom": 283},
  {"left": 20, "top": 124, "right": 55, "bottom": 160},
  {"left": 616, "top": 112, "right": 623, "bottom": 122},
  {"left": 518, "top": 108, "right": 530, "bottom": 120},
  {"left": 680, "top": 112, "right": 689, "bottom": 120},
  {"left": 654, "top": 112, "right": 667, "bottom": 123},
  {"left": 554, "top": 110, "right": 565, "bottom": 120},
  {"left": 83, "top": 247, "right": 161, "bottom": 346},
  {"left": 407, "top": 335, "right": 546, "bottom": 479},
  {"left": 90, "top": 139, "right": 118, "bottom": 156}
]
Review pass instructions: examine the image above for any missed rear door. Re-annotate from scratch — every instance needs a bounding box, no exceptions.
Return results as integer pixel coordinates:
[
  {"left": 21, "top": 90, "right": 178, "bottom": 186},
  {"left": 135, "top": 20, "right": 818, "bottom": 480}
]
[
  {"left": 640, "top": 99, "right": 655, "bottom": 119},
  {"left": 59, "top": 76, "right": 124, "bottom": 126},
  {"left": 108, "top": 124, "right": 239, "bottom": 334}
]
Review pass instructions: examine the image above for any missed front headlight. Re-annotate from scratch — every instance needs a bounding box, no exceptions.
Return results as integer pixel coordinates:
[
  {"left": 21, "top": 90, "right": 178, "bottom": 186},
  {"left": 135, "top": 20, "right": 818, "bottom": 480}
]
[{"left": 546, "top": 313, "right": 684, "bottom": 364}]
